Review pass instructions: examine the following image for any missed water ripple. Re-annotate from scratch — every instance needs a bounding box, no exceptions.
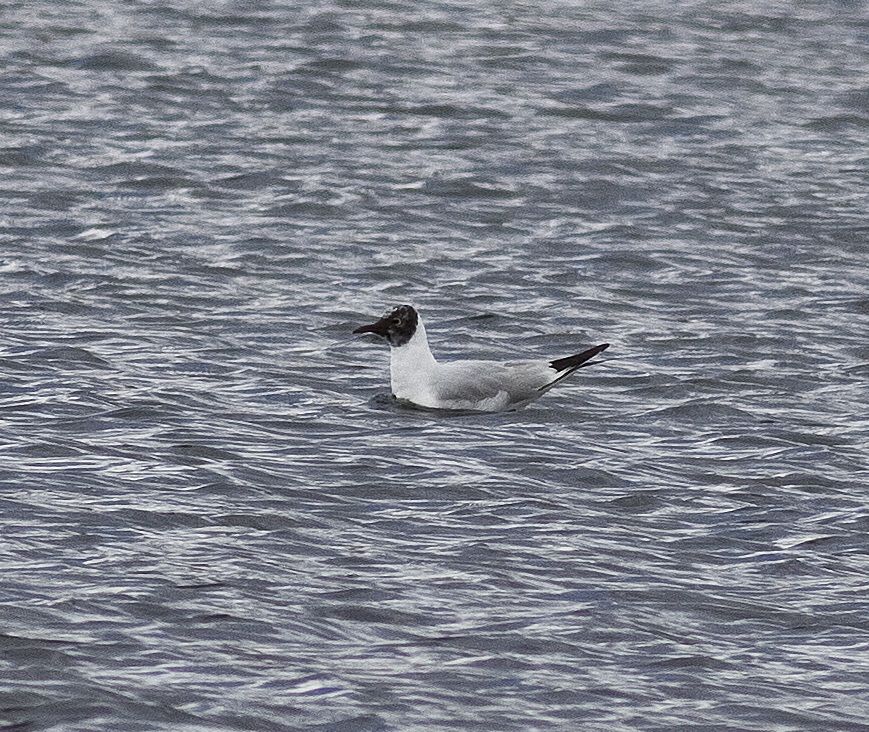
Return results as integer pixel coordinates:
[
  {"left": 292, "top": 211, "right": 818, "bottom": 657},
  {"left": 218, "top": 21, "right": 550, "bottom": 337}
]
[{"left": 2, "top": 0, "right": 869, "bottom": 730}]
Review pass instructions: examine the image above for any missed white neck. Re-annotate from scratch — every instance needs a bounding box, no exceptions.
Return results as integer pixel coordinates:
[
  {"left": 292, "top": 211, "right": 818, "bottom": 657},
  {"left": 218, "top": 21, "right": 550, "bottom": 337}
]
[{"left": 389, "top": 318, "right": 438, "bottom": 401}]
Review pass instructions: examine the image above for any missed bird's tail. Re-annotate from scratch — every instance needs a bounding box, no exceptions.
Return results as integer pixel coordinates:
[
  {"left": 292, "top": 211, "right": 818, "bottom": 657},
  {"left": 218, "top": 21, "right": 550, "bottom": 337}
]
[
  {"left": 540, "top": 343, "right": 610, "bottom": 391},
  {"left": 550, "top": 343, "right": 610, "bottom": 373}
]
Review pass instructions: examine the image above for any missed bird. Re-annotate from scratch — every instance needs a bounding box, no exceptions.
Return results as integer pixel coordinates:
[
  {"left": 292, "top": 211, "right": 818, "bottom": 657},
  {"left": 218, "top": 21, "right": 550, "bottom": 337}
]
[{"left": 353, "top": 304, "right": 609, "bottom": 412}]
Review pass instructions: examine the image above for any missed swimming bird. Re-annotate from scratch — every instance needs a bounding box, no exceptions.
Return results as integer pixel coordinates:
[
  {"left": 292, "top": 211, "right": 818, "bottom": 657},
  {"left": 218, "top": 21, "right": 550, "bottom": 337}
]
[{"left": 353, "top": 305, "right": 609, "bottom": 412}]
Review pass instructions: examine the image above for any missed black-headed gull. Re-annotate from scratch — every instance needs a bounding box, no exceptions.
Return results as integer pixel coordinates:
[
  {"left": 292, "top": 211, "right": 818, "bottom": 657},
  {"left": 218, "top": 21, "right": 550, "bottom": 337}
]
[{"left": 354, "top": 305, "right": 609, "bottom": 412}]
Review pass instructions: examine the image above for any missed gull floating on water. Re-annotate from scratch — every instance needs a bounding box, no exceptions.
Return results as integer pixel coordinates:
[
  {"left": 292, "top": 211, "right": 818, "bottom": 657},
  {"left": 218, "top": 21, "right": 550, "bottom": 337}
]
[{"left": 353, "top": 305, "right": 609, "bottom": 412}]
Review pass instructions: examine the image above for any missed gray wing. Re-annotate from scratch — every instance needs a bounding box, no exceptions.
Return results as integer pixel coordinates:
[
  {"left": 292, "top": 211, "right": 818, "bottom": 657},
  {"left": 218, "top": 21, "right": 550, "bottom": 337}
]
[{"left": 431, "top": 360, "right": 555, "bottom": 409}]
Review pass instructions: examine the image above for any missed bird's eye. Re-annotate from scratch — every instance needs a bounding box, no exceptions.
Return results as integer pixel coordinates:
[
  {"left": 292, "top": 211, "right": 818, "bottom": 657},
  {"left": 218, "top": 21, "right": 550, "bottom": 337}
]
[{"left": 391, "top": 318, "right": 401, "bottom": 326}]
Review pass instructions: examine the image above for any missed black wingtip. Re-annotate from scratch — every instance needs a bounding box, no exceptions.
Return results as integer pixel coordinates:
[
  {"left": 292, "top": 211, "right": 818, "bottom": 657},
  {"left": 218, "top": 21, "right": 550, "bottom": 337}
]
[{"left": 550, "top": 343, "right": 609, "bottom": 372}]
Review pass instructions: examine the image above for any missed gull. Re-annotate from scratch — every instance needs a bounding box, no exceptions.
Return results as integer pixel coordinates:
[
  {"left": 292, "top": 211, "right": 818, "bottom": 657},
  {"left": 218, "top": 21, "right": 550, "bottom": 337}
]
[{"left": 353, "top": 305, "right": 609, "bottom": 412}]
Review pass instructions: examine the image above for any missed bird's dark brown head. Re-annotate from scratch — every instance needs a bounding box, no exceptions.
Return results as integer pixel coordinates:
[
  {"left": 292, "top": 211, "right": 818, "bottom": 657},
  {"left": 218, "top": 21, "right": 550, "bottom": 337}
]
[{"left": 353, "top": 305, "right": 419, "bottom": 347}]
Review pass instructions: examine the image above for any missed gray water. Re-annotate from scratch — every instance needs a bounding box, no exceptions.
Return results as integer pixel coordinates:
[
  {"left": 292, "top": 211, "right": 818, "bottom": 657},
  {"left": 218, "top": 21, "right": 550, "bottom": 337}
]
[{"left": 2, "top": 1, "right": 869, "bottom": 730}]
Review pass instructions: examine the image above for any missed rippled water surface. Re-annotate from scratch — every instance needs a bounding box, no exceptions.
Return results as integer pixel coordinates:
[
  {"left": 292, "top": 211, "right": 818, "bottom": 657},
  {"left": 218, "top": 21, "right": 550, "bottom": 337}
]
[{"left": 2, "top": 1, "right": 869, "bottom": 730}]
